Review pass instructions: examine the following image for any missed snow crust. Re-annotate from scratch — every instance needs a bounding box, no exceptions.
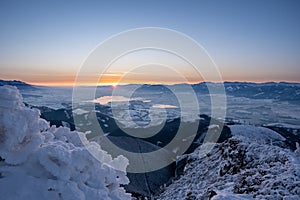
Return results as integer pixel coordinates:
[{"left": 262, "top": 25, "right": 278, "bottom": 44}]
[
  {"left": 157, "top": 125, "right": 300, "bottom": 199},
  {"left": 0, "top": 86, "right": 131, "bottom": 200}
]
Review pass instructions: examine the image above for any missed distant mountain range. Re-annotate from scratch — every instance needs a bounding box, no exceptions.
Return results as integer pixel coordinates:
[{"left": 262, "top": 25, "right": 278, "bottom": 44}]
[
  {"left": 1, "top": 79, "right": 299, "bottom": 103},
  {"left": 106, "top": 81, "right": 300, "bottom": 103},
  {"left": 0, "top": 80, "right": 34, "bottom": 89},
  {"left": 223, "top": 81, "right": 300, "bottom": 102}
]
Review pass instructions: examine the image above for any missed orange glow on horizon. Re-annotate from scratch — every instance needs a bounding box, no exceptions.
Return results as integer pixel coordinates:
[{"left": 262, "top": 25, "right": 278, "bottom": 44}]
[
  {"left": 3, "top": 66, "right": 300, "bottom": 87},
  {"left": 21, "top": 73, "right": 300, "bottom": 87},
  {"left": 28, "top": 82, "right": 74, "bottom": 87},
  {"left": 27, "top": 78, "right": 300, "bottom": 87}
]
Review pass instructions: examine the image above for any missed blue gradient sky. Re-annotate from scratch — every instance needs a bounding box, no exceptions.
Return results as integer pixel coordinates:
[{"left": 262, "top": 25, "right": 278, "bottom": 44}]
[{"left": 0, "top": 0, "right": 299, "bottom": 85}]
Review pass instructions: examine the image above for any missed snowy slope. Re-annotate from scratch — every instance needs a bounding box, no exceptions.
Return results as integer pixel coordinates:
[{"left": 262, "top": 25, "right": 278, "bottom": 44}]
[
  {"left": 229, "top": 125, "right": 286, "bottom": 146},
  {"left": 156, "top": 125, "right": 300, "bottom": 199},
  {"left": 0, "top": 86, "right": 131, "bottom": 200}
]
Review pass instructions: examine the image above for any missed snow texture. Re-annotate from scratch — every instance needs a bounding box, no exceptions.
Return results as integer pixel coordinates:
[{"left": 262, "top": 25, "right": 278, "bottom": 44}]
[
  {"left": 157, "top": 125, "right": 300, "bottom": 200},
  {"left": 0, "top": 86, "right": 131, "bottom": 200}
]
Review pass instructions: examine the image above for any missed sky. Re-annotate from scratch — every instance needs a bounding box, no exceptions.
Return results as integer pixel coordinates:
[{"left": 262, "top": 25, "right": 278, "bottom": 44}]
[{"left": 0, "top": 0, "right": 300, "bottom": 86}]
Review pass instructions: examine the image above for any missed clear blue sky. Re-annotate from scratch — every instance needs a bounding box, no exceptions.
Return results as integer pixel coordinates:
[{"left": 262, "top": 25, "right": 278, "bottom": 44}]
[{"left": 0, "top": 0, "right": 299, "bottom": 85}]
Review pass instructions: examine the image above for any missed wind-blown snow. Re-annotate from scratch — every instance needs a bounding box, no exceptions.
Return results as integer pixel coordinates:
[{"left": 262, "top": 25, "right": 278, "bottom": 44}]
[
  {"left": 0, "top": 86, "right": 131, "bottom": 200},
  {"left": 157, "top": 126, "right": 300, "bottom": 199}
]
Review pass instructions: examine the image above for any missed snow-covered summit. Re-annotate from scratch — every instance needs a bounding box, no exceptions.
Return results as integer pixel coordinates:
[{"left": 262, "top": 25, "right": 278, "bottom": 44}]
[
  {"left": 0, "top": 86, "right": 131, "bottom": 200},
  {"left": 157, "top": 125, "right": 300, "bottom": 199},
  {"left": 229, "top": 125, "right": 286, "bottom": 145}
]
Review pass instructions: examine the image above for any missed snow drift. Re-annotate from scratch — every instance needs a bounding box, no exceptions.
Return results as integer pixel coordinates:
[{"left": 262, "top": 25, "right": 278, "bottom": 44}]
[{"left": 0, "top": 86, "right": 131, "bottom": 200}]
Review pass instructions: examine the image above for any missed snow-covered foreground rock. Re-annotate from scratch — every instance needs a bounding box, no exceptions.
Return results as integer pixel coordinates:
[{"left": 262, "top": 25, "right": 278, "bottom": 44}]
[
  {"left": 157, "top": 125, "right": 300, "bottom": 200},
  {"left": 0, "top": 86, "right": 131, "bottom": 200}
]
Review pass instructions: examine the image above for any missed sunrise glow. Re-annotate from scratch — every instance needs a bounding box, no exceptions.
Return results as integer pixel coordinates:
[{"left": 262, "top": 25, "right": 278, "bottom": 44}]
[{"left": 1, "top": 1, "right": 299, "bottom": 86}]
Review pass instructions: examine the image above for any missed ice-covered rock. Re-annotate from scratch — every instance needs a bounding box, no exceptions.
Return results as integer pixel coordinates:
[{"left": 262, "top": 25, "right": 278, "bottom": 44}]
[
  {"left": 0, "top": 85, "right": 131, "bottom": 200},
  {"left": 156, "top": 125, "right": 300, "bottom": 199}
]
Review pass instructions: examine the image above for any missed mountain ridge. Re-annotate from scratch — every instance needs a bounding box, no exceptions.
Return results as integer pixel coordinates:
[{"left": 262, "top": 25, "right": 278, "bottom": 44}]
[
  {"left": 1, "top": 79, "right": 300, "bottom": 87},
  {"left": 0, "top": 79, "right": 35, "bottom": 89}
]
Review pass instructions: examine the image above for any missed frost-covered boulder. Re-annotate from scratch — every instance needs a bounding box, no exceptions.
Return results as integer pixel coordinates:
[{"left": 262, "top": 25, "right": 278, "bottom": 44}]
[
  {"left": 0, "top": 85, "right": 131, "bottom": 200},
  {"left": 0, "top": 86, "right": 45, "bottom": 164}
]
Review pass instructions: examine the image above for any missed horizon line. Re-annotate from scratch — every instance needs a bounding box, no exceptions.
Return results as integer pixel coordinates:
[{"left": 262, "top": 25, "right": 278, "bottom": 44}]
[{"left": 1, "top": 79, "right": 300, "bottom": 87}]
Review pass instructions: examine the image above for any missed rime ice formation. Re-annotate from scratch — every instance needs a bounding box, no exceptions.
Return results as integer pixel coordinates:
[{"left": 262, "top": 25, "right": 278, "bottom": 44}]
[
  {"left": 0, "top": 85, "right": 131, "bottom": 200},
  {"left": 157, "top": 125, "right": 300, "bottom": 199}
]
